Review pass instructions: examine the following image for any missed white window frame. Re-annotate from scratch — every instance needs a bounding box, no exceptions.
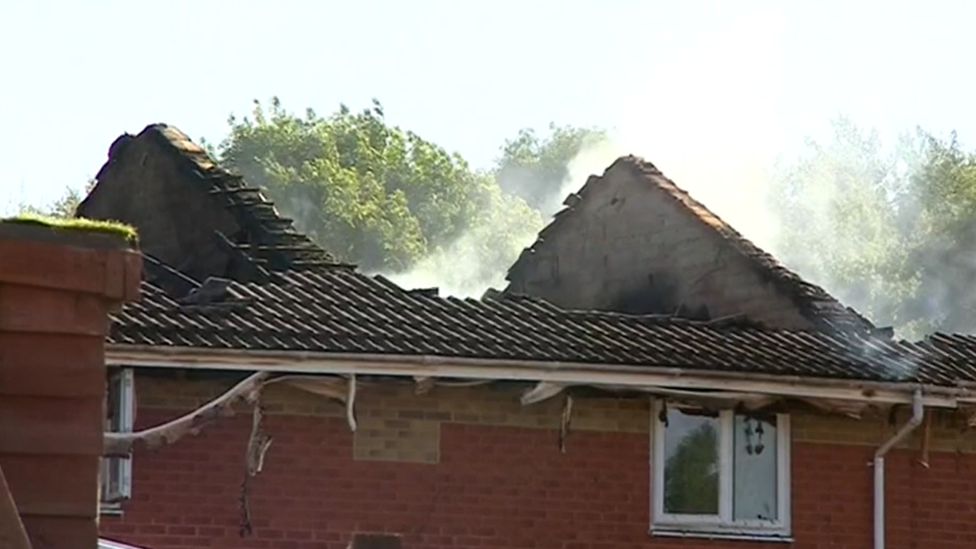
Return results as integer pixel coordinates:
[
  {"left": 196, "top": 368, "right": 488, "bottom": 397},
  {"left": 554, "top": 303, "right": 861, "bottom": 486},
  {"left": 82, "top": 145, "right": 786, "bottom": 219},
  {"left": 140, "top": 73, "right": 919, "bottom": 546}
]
[
  {"left": 650, "top": 399, "right": 791, "bottom": 540},
  {"left": 101, "top": 367, "right": 135, "bottom": 514}
]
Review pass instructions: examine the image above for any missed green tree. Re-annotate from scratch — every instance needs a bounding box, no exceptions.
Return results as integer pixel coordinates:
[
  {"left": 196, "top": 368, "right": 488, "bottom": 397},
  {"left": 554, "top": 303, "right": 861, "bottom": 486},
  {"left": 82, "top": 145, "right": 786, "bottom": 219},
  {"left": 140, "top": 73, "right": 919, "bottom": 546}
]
[
  {"left": 495, "top": 123, "right": 609, "bottom": 214},
  {"left": 216, "top": 97, "right": 541, "bottom": 281},
  {"left": 20, "top": 179, "right": 95, "bottom": 218},
  {"left": 769, "top": 116, "right": 915, "bottom": 331},
  {"left": 896, "top": 131, "right": 976, "bottom": 334},
  {"left": 663, "top": 422, "right": 720, "bottom": 514},
  {"left": 769, "top": 117, "right": 976, "bottom": 337}
]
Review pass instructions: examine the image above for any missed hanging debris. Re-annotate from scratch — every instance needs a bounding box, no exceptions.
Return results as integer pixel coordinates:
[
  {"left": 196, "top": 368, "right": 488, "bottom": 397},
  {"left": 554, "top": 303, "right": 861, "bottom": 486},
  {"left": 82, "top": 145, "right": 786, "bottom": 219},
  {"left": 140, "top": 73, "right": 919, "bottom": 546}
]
[
  {"left": 104, "top": 371, "right": 271, "bottom": 457},
  {"left": 346, "top": 374, "right": 358, "bottom": 432},
  {"left": 414, "top": 376, "right": 436, "bottom": 395},
  {"left": 520, "top": 381, "right": 567, "bottom": 405},
  {"left": 559, "top": 394, "right": 574, "bottom": 454},
  {"left": 279, "top": 375, "right": 350, "bottom": 401},
  {"left": 918, "top": 412, "right": 932, "bottom": 468},
  {"left": 239, "top": 391, "right": 272, "bottom": 538}
]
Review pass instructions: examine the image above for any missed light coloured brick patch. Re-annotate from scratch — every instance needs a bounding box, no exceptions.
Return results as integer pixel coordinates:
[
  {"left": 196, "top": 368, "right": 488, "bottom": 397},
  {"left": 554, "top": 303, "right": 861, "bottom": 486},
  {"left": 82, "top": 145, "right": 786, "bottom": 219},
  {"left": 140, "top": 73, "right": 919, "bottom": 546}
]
[
  {"left": 793, "top": 406, "right": 976, "bottom": 454},
  {"left": 353, "top": 414, "right": 440, "bottom": 464},
  {"left": 352, "top": 386, "right": 441, "bottom": 464}
]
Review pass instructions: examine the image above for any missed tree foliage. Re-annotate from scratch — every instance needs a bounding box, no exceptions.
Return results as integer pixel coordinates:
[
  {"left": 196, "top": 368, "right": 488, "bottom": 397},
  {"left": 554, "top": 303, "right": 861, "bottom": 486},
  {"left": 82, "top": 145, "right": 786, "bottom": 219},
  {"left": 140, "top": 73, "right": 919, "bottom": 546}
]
[
  {"left": 20, "top": 179, "right": 95, "bottom": 218},
  {"left": 770, "top": 117, "right": 913, "bottom": 330},
  {"left": 769, "top": 118, "right": 976, "bottom": 336},
  {"left": 898, "top": 132, "right": 976, "bottom": 334},
  {"left": 663, "top": 421, "right": 720, "bottom": 514},
  {"left": 494, "top": 123, "right": 609, "bottom": 215},
  {"left": 216, "top": 98, "right": 542, "bottom": 278}
]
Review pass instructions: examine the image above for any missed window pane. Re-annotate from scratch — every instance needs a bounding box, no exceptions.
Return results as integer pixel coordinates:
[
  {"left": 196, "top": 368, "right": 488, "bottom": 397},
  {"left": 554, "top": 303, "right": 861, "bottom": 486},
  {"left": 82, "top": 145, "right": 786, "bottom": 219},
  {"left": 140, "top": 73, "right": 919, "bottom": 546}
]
[
  {"left": 105, "top": 371, "right": 122, "bottom": 431},
  {"left": 733, "top": 414, "right": 778, "bottom": 521},
  {"left": 662, "top": 409, "right": 720, "bottom": 515}
]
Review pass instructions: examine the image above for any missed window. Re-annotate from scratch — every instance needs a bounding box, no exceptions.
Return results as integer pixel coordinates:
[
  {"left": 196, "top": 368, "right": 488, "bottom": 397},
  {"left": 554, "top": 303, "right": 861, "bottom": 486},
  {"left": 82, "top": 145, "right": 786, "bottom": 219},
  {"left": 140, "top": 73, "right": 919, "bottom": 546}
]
[
  {"left": 651, "top": 400, "right": 790, "bottom": 539},
  {"left": 101, "top": 368, "right": 135, "bottom": 514}
]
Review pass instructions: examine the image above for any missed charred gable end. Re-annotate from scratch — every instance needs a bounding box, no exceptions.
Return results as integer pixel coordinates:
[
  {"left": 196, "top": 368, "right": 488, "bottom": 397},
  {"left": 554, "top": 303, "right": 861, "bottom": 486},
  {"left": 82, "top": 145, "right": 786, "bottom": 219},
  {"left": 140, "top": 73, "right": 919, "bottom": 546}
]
[
  {"left": 505, "top": 156, "right": 879, "bottom": 335},
  {"left": 78, "top": 123, "right": 339, "bottom": 283}
]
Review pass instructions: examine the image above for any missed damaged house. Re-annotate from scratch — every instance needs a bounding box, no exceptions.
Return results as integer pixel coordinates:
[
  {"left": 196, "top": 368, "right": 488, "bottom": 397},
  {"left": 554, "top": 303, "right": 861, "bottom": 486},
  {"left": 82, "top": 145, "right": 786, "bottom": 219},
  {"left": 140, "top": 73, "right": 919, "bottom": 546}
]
[{"left": 84, "top": 125, "right": 976, "bottom": 549}]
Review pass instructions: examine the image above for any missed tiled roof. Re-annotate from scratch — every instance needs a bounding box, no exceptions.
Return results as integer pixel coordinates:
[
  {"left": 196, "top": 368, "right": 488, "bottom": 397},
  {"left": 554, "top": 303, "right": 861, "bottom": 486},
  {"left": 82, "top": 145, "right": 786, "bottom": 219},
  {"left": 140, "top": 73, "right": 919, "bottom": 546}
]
[
  {"left": 109, "top": 258, "right": 973, "bottom": 387},
  {"left": 93, "top": 127, "right": 972, "bottom": 389},
  {"left": 507, "top": 156, "right": 878, "bottom": 336}
]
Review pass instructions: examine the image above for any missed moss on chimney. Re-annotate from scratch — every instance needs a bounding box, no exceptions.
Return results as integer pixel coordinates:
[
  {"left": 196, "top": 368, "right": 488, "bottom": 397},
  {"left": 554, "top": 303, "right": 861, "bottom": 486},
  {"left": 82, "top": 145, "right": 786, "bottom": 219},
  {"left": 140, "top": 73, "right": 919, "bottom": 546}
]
[{"left": 1, "top": 213, "right": 138, "bottom": 245}]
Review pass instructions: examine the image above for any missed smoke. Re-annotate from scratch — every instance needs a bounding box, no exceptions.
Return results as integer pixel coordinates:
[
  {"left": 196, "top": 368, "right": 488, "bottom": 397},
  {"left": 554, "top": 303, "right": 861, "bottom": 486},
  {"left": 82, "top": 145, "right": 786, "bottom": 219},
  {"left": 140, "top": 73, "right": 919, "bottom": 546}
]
[
  {"left": 544, "top": 5, "right": 975, "bottom": 340},
  {"left": 384, "top": 8, "right": 794, "bottom": 299},
  {"left": 381, "top": 171, "right": 545, "bottom": 297},
  {"left": 536, "top": 6, "right": 930, "bottom": 337},
  {"left": 554, "top": 8, "right": 792, "bottom": 254},
  {"left": 382, "top": 219, "right": 535, "bottom": 298},
  {"left": 382, "top": 3, "right": 972, "bottom": 342}
]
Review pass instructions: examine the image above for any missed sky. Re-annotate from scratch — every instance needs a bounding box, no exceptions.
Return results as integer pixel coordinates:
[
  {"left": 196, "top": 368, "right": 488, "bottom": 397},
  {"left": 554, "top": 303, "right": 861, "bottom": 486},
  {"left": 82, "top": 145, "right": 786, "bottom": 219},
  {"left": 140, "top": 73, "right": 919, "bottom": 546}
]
[{"left": 2, "top": 0, "right": 975, "bottom": 217}]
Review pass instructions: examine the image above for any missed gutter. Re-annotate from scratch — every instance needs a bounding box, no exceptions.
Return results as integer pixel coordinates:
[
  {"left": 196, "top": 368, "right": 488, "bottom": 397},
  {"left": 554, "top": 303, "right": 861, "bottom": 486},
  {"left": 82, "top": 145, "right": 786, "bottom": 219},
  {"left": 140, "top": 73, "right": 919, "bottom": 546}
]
[
  {"left": 873, "top": 389, "right": 924, "bottom": 549},
  {"left": 105, "top": 345, "right": 965, "bottom": 408}
]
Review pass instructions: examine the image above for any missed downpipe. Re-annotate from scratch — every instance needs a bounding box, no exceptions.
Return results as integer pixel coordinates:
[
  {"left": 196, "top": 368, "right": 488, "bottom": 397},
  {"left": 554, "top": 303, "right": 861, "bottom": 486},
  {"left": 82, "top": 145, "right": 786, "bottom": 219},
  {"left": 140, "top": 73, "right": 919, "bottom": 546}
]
[{"left": 873, "top": 389, "right": 924, "bottom": 549}]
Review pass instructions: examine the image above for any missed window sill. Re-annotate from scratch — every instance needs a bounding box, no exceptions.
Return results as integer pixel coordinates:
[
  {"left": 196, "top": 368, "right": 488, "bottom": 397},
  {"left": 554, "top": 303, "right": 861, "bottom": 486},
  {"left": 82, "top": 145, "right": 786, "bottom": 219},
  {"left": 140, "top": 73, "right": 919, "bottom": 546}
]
[
  {"left": 651, "top": 527, "right": 793, "bottom": 543},
  {"left": 99, "top": 505, "right": 124, "bottom": 517}
]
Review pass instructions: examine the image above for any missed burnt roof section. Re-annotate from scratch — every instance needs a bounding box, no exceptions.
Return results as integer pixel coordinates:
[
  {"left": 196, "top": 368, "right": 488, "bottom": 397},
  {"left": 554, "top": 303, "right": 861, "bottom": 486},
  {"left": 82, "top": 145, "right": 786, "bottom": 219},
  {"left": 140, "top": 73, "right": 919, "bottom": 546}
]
[
  {"left": 88, "top": 123, "right": 340, "bottom": 275},
  {"left": 507, "top": 155, "right": 878, "bottom": 337},
  {"left": 109, "top": 258, "right": 972, "bottom": 387}
]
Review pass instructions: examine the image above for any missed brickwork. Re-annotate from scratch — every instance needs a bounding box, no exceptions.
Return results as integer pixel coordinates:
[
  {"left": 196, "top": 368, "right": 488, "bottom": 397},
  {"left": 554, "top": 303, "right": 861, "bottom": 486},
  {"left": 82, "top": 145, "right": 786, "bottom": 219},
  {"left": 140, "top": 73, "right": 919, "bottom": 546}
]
[
  {"left": 506, "top": 162, "right": 815, "bottom": 329},
  {"left": 100, "top": 375, "right": 976, "bottom": 549},
  {"left": 132, "top": 376, "right": 976, "bottom": 456}
]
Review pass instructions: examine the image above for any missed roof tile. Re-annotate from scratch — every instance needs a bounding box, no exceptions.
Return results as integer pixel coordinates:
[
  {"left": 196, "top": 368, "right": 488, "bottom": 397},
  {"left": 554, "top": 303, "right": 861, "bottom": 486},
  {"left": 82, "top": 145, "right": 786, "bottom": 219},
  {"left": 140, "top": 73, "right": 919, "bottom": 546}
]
[{"left": 109, "top": 260, "right": 974, "bottom": 387}]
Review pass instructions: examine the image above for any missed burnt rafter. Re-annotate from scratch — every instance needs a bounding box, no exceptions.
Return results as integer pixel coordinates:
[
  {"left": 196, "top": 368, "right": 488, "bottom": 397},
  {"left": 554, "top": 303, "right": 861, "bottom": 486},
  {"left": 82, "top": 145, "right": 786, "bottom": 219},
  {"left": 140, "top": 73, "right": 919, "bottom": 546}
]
[
  {"left": 150, "top": 123, "right": 340, "bottom": 273},
  {"left": 141, "top": 253, "right": 201, "bottom": 299},
  {"left": 213, "top": 230, "right": 272, "bottom": 283}
]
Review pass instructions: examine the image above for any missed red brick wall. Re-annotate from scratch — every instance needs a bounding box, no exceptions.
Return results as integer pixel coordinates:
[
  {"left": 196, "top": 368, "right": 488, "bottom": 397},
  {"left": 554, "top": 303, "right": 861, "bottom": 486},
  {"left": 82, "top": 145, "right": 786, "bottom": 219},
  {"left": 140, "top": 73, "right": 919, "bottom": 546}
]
[{"left": 100, "top": 377, "right": 976, "bottom": 549}]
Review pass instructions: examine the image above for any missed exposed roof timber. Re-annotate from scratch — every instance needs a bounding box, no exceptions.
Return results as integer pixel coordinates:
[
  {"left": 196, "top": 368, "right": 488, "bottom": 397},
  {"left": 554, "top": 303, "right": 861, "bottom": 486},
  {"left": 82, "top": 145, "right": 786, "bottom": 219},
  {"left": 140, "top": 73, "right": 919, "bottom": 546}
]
[{"left": 105, "top": 346, "right": 969, "bottom": 409}]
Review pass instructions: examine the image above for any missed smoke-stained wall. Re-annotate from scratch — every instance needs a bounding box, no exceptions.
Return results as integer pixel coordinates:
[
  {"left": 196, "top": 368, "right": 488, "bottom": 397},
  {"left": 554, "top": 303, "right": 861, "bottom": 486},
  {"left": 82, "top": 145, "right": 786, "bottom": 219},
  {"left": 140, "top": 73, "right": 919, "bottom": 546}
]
[{"left": 505, "top": 159, "right": 814, "bottom": 329}]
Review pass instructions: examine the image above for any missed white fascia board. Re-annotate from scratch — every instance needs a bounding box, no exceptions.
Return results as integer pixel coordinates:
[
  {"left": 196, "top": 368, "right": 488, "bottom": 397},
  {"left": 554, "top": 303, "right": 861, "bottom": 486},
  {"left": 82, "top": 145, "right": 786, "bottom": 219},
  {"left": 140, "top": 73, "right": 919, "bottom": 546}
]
[{"left": 105, "top": 346, "right": 964, "bottom": 408}]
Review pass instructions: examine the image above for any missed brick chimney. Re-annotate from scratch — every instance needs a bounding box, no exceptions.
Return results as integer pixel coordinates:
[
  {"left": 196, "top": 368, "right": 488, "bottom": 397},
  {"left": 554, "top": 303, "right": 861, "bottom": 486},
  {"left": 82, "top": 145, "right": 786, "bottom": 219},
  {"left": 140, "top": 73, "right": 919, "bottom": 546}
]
[{"left": 0, "top": 221, "right": 141, "bottom": 549}]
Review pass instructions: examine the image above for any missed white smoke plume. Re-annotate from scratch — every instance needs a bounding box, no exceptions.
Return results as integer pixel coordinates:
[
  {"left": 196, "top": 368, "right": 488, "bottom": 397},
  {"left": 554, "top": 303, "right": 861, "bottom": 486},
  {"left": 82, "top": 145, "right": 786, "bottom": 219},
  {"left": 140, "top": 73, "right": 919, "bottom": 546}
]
[
  {"left": 557, "top": 8, "right": 793, "bottom": 257},
  {"left": 385, "top": 8, "right": 798, "bottom": 299},
  {"left": 383, "top": 221, "right": 533, "bottom": 299}
]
